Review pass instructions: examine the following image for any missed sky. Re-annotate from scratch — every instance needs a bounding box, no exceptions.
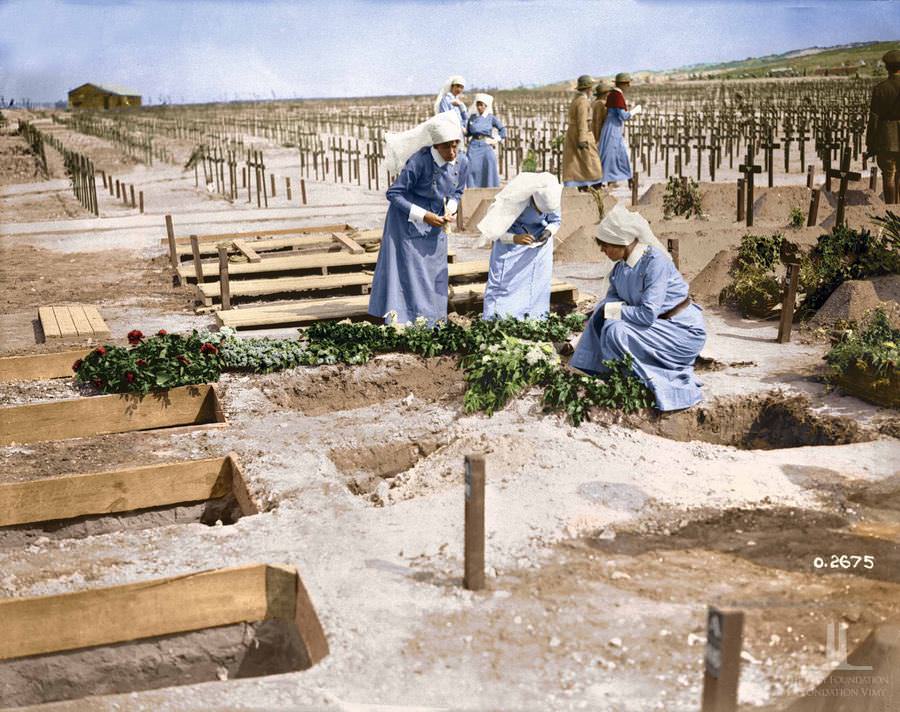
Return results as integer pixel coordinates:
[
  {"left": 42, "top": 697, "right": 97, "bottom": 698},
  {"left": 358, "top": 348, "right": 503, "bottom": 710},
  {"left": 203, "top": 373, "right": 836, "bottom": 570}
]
[{"left": 1, "top": 0, "right": 899, "bottom": 104}]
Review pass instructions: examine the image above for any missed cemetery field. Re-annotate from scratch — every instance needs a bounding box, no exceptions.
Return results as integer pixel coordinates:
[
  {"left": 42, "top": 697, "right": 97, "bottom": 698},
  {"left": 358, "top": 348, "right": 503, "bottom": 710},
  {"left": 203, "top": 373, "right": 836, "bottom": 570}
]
[{"left": 0, "top": 78, "right": 898, "bottom": 711}]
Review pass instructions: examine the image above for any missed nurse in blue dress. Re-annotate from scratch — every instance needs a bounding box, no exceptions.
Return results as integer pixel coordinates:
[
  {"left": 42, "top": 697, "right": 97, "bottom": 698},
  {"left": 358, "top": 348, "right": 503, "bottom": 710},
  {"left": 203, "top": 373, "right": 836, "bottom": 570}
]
[
  {"left": 598, "top": 73, "right": 642, "bottom": 185},
  {"left": 569, "top": 204, "right": 706, "bottom": 411},
  {"left": 478, "top": 172, "right": 561, "bottom": 320},
  {"left": 369, "top": 111, "right": 469, "bottom": 325},
  {"left": 434, "top": 75, "right": 468, "bottom": 131},
  {"left": 466, "top": 93, "right": 506, "bottom": 187}
]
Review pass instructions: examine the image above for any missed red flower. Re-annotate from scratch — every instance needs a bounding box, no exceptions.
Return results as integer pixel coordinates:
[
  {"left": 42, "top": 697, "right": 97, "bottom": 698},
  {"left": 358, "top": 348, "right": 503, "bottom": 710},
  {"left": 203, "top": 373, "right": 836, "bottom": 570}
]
[
  {"left": 127, "top": 329, "right": 144, "bottom": 345},
  {"left": 93, "top": 378, "right": 103, "bottom": 388},
  {"left": 135, "top": 358, "right": 147, "bottom": 367},
  {"left": 125, "top": 372, "right": 135, "bottom": 383},
  {"left": 177, "top": 355, "right": 191, "bottom": 365},
  {"left": 95, "top": 346, "right": 107, "bottom": 356},
  {"left": 200, "top": 342, "right": 219, "bottom": 355},
  {"left": 72, "top": 359, "right": 83, "bottom": 372},
  {"left": 157, "top": 329, "right": 168, "bottom": 336}
]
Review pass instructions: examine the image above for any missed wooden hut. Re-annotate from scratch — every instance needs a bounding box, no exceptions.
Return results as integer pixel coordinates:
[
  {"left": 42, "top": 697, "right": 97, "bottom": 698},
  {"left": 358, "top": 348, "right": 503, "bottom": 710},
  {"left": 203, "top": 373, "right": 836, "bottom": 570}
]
[{"left": 68, "top": 83, "right": 142, "bottom": 110}]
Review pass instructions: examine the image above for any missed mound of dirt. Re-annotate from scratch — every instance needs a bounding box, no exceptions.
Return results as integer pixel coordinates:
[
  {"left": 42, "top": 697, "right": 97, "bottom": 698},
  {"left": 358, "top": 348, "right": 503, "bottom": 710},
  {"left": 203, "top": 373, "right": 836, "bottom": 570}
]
[
  {"left": 689, "top": 248, "right": 735, "bottom": 305},
  {"left": 750, "top": 185, "right": 811, "bottom": 224},
  {"left": 638, "top": 182, "right": 737, "bottom": 221},
  {"left": 260, "top": 355, "right": 465, "bottom": 415},
  {"left": 811, "top": 278, "right": 900, "bottom": 326}
]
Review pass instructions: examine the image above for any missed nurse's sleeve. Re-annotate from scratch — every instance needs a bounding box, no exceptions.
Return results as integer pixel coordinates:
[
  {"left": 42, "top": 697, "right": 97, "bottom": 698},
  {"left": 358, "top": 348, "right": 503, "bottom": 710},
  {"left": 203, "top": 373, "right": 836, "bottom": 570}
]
[
  {"left": 620, "top": 255, "right": 668, "bottom": 326},
  {"left": 387, "top": 153, "right": 425, "bottom": 223}
]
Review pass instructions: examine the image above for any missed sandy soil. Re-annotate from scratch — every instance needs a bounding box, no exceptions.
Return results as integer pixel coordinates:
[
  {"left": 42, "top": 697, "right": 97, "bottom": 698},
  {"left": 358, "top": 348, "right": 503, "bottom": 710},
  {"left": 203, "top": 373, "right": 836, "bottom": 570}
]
[{"left": 0, "top": 114, "right": 897, "bottom": 712}]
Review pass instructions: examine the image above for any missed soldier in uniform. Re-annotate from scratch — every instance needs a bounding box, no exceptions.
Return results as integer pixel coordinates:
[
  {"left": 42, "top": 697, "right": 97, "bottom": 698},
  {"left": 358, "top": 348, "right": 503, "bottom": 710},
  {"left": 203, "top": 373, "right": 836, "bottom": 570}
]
[
  {"left": 562, "top": 75, "right": 603, "bottom": 190},
  {"left": 591, "top": 78, "right": 615, "bottom": 144},
  {"left": 866, "top": 49, "right": 900, "bottom": 204}
]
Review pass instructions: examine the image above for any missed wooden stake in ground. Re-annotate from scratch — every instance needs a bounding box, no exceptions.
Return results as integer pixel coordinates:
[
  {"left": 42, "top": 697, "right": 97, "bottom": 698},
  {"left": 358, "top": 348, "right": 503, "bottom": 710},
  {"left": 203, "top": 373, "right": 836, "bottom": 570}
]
[
  {"left": 190, "top": 234, "right": 204, "bottom": 282},
  {"left": 870, "top": 166, "right": 878, "bottom": 192},
  {"left": 631, "top": 172, "right": 639, "bottom": 207},
  {"left": 777, "top": 263, "right": 800, "bottom": 344},
  {"left": 464, "top": 455, "right": 485, "bottom": 591},
  {"left": 701, "top": 607, "right": 744, "bottom": 712},
  {"left": 807, "top": 188, "right": 821, "bottom": 227},
  {"left": 165, "top": 214, "right": 180, "bottom": 284},
  {"left": 826, "top": 148, "right": 861, "bottom": 228},
  {"left": 667, "top": 238, "right": 680, "bottom": 270},
  {"left": 736, "top": 178, "right": 745, "bottom": 223},
  {"left": 218, "top": 245, "right": 231, "bottom": 310},
  {"left": 738, "top": 147, "right": 761, "bottom": 227}
]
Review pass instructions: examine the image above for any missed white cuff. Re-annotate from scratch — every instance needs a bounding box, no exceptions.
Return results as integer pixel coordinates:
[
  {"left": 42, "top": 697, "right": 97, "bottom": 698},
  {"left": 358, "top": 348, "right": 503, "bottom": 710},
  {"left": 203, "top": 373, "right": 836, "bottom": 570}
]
[
  {"left": 446, "top": 199, "right": 458, "bottom": 215},
  {"left": 603, "top": 301, "right": 624, "bottom": 320},
  {"left": 545, "top": 222, "right": 560, "bottom": 237},
  {"left": 408, "top": 204, "right": 427, "bottom": 225},
  {"left": 499, "top": 232, "right": 516, "bottom": 244}
]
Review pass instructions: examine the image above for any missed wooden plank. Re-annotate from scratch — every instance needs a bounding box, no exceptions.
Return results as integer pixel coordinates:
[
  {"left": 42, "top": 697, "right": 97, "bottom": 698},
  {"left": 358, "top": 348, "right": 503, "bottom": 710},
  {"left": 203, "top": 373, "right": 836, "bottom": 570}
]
[
  {"left": 198, "top": 260, "right": 489, "bottom": 303},
  {"left": 81, "top": 305, "right": 110, "bottom": 338},
  {"left": 332, "top": 232, "right": 364, "bottom": 254},
  {"left": 0, "top": 457, "right": 232, "bottom": 527},
  {"left": 0, "top": 384, "right": 225, "bottom": 446},
  {"left": 170, "top": 229, "right": 382, "bottom": 257},
  {"left": 233, "top": 239, "right": 262, "bottom": 263},
  {"left": 0, "top": 349, "right": 90, "bottom": 382},
  {"left": 37, "top": 306, "right": 61, "bottom": 339},
  {"left": 0, "top": 564, "right": 328, "bottom": 666},
  {"left": 52, "top": 306, "right": 78, "bottom": 338},
  {"left": 68, "top": 305, "right": 93, "bottom": 337},
  {"left": 218, "top": 281, "right": 578, "bottom": 330},
  {"left": 178, "top": 250, "right": 380, "bottom": 282},
  {"left": 164, "top": 223, "right": 355, "bottom": 247}
]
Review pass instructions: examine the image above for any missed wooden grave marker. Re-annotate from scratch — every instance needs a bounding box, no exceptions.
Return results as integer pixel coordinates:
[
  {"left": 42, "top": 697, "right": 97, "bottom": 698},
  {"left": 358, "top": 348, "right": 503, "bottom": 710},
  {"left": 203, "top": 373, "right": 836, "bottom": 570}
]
[
  {"left": 701, "top": 606, "right": 744, "bottom": 712},
  {"left": 826, "top": 148, "right": 861, "bottom": 228}
]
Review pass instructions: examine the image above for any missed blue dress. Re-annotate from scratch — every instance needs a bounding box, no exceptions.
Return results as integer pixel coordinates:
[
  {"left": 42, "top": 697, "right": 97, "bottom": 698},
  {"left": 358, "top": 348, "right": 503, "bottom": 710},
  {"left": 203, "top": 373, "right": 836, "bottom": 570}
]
[
  {"left": 569, "top": 245, "right": 706, "bottom": 411},
  {"left": 437, "top": 94, "right": 468, "bottom": 129},
  {"left": 482, "top": 204, "right": 560, "bottom": 320},
  {"left": 598, "top": 108, "right": 633, "bottom": 182},
  {"left": 466, "top": 114, "right": 506, "bottom": 188},
  {"left": 368, "top": 147, "right": 469, "bottom": 324}
]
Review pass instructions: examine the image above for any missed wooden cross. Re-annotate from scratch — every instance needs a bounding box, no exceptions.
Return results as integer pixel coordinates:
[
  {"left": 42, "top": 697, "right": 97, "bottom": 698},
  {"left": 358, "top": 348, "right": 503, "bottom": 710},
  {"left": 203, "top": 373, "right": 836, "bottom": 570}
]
[
  {"left": 818, "top": 135, "right": 840, "bottom": 192},
  {"left": 826, "top": 148, "right": 861, "bottom": 228},
  {"left": 760, "top": 129, "right": 780, "bottom": 188},
  {"left": 738, "top": 145, "right": 762, "bottom": 227},
  {"left": 795, "top": 125, "right": 810, "bottom": 174},
  {"left": 781, "top": 130, "right": 794, "bottom": 173}
]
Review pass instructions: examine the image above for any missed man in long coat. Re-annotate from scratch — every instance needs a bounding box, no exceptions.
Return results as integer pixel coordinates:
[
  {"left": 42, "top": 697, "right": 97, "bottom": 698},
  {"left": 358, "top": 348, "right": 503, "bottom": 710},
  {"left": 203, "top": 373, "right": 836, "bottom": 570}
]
[
  {"left": 562, "top": 75, "right": 603, "bottom": 189},
  {"left": 866, "top": 49, "right": 900, "bottom": 204},
  {"left": 591, "top": 78, "right": 614, "bottom": 144}
]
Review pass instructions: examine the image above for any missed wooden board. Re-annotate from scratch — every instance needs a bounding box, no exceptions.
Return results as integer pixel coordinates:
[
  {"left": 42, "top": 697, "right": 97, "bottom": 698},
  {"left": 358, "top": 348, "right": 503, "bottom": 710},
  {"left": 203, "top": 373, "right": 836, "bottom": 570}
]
[
  {"left": 39, "top": 305, "right": 110, "bottom": 340},
  {"left": 166, "top": 222, "right": 354, "bottom": 246},
  {"left": 171, "top": 230, "right": 382, "bottom": 258},
  {"left": 218, "top": 281, "right": 579, "bottom": 330},
  {"left": 0, "top": 563, "right": 329, "bottom": 665},
  {"left": 0, "top": 349, "right": 91, "bottom": 383},
  {"left": 0, "top": 454, "right": 256, "bottom": 528},
  {"left": 331, "top": 232, "right": 364, "bottom": 254},
  {"left": 179, "top": 249, "right": 457, "bottom": 283},
  {"left": 197, "top": 260, "right": 489, "bottom": 306},
  {"left": 233, "top": 239, "right": 262, "bottom": 263},
  {"left": 0, "top": 384, "right": 225, "bottom": 446}
]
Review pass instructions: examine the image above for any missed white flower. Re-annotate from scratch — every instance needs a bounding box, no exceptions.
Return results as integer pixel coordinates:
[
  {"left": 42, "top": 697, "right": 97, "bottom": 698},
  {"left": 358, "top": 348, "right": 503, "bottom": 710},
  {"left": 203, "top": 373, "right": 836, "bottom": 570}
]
[
  {"left": 414, "top": 316, "right": 429, "bottom": 327},
  {"left": 486, "top": 344, "right": 501, "bottom": 353}
]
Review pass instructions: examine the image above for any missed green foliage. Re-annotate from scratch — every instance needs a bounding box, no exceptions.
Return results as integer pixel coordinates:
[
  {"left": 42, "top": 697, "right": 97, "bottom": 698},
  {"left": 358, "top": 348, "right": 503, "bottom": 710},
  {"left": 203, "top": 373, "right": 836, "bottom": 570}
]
[
  {"left": 720, "top": 233, "right": 789, "bottom": 317},
  {"left": 825, "top": 308, "right": 899, "bottom": 380},
  {"left": 801, "top": 224, "right": 900, "bottom": 312},
  {"left": 73, "top": 330, "right": 223, "bottom": 396},
  {"left": 789, "top": 206, "right": 805, "bottom": 229},
  {"left": 521, "top": 150, "right": 538, "bottom": 172},
  {"left": 551, "top": 134, "right": 565, "bottom": 150},
  {"left": 71, "top": 313, "right": 654, "bottom": 423},
  {"left": 662, "top": 176, "right": 704, "bottom": 219}
]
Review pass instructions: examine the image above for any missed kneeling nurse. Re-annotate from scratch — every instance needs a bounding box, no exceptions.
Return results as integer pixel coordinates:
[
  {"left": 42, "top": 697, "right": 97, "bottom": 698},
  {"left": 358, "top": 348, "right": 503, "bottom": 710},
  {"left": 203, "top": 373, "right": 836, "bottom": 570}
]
[
  {"left": 478, "top": 172, "right": 562, "bottom": 320},
  {"left": 569, "top": 204, "right": 706, "bottom": 411}
]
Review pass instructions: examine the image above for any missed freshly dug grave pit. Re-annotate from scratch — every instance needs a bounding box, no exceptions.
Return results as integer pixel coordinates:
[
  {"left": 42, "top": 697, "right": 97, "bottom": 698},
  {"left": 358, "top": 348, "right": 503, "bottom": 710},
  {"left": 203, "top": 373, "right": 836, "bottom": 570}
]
[
  {"left": 0, "top": 494, "right": 245, "bottom": 548},
  {"left": 619, "top": 392, "right": 872, "bottom": 450},
  {"left": 330, "top": 433, "right": 454, "bottom": 503},
  {"left": 261, "top": 354, "right": 466, "bottom": 415},
  {"left": 0, "top": 619, "right": 310, "bottom": 707}
]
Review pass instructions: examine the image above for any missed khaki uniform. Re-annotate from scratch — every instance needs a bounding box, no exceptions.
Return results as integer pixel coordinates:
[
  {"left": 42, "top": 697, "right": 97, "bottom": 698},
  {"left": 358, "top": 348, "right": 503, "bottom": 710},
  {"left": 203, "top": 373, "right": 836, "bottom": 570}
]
[
  {"left": 591, "top": 98, "right": 608, "bottom": 143},
  {"left": 562, "top": 93, "right": 602, "bottom": 184},
  {"left": 866, "top": 74, "right": 900, "bottom": 201}
]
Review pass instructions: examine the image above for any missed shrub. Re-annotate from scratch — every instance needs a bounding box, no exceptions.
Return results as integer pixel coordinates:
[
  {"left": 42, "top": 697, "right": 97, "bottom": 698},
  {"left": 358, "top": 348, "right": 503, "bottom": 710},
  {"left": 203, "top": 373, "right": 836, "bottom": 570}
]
[
  {"left": 801, "top": 224, "right": 900, "bottom": 312},
  {"left": 662, "top": 176, "right": 704, "bottom": 219},
  {"left": 789, "top": 206, "right": 805, "bottom": 229},
  {"left": 720, "top": 233, "right": 792, "bottom": 317},
  {"left": 520, "top": 150, "right": 538, "bottom": 173},
  {"left": 824, "top": 308, "right": 899, "bottom": 407}
]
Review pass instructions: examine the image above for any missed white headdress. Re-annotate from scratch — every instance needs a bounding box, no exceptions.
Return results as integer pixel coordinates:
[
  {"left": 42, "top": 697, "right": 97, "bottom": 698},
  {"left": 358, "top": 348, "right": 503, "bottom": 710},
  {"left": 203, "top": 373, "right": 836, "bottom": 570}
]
[
  {"left": 596, "top": 203, "right": 668, "bottom": 256},
  {"left": 433, "top": 75, "right": 466, "bottom": 114},
  {"left": 477, "top": 172, "right": 562, "bottom": 244},
  {"left": 468, "top": 92, "right": 493, "bottom": 117},
  {"left": 384, "top": 111, "right": 462, "bottom": 176}
]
